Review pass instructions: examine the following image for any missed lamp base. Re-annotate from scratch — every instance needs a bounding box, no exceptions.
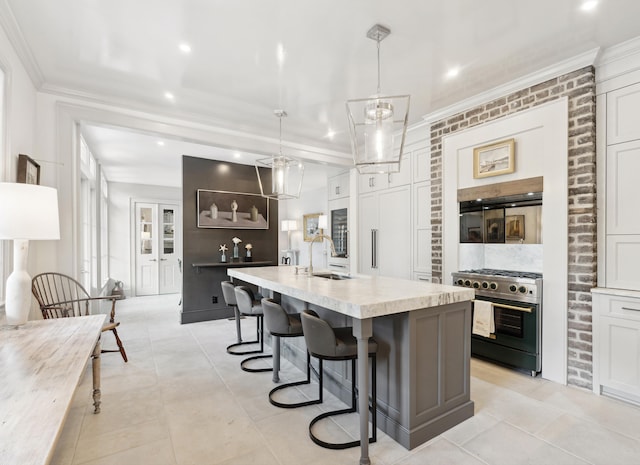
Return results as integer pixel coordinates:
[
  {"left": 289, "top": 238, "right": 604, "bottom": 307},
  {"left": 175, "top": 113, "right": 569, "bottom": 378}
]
[{"left": 5, "top": 239, "right": 31, "bottom": 326}]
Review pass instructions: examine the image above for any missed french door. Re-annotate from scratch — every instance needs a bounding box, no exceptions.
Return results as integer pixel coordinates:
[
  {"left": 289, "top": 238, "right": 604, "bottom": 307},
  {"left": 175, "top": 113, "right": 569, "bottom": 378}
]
[{"left": 134, "top": 202, "right": 181, "bottom": 296}]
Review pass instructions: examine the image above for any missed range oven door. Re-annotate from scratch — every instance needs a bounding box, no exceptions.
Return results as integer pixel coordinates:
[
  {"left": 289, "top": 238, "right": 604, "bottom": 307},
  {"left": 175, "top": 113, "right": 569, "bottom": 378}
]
[{"left": 471, "top": 296, "right": 541, "bottom": 373}]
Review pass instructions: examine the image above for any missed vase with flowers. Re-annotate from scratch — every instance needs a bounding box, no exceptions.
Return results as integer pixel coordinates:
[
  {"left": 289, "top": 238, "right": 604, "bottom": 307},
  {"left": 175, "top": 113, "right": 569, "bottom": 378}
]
[
  {"left": 219, "top": 244, "right": 228, "bottom": 263},
  {"left": 244, "top": 243, "right": 253, "bottom": 262},
  {"left": 232, "top": 237, "right": 242, "bottom": 259}
]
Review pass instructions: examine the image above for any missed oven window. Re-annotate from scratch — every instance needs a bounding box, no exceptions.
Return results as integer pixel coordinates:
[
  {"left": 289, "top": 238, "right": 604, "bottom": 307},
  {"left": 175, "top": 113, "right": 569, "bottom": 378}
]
[{"left": 494, "top": 307, "right": 524, "bottom": 338}]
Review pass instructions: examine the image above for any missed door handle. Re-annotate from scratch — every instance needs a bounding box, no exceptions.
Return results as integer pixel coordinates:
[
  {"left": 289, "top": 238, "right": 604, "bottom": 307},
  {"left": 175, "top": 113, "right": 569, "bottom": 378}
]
[
  {"left": 160, "top": 258, "right": 167, "bottom": 261},
  {"left": 149, "top": 259, "right": 157, "bottom": 262},
  {"left": 371, "top": 229, "right": 378, "bottom": 269}
]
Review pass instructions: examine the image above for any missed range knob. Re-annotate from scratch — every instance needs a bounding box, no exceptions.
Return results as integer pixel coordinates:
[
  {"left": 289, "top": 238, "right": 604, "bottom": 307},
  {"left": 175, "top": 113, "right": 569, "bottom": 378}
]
[
  {"left": 509, "top": 284, "right": 517, "bottom": 293},
  {"left": 456, "top": 279, "right": 464, "bottom": 286},
  {"left": 464, "top": 280, "right": 471, "bottom": 287},
  {"left": 489, "top": 282, "right": 498, "bottom": 290},
  {"left": 481, "top": 281, "right": 489, "bottom": 289},
  {"left": 473, "top": 281, "right": 480, "bottom": 289},
  {"left": 518, "top": 286, "right": 528, "bottom": 294}
]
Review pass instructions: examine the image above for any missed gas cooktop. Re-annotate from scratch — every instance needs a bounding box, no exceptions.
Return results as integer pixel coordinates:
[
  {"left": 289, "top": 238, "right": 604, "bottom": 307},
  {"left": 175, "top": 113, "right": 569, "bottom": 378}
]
[{"left": 457, "top": 269, "right": 543, "bottom": 280}]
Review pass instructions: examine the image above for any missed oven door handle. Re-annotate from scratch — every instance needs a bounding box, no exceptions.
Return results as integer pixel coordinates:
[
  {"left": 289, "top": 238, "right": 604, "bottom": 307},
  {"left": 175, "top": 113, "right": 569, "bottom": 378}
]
[{"left": 472, "top": 299, "right": 533, "bottom": 313}]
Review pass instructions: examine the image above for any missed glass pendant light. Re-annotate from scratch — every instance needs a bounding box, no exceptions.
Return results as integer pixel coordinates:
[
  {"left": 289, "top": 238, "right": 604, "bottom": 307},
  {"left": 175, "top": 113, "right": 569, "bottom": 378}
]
[
  {"left": 346, "top": 24, "right": 410, "bottom": 174},
  {"left": 255, "top": 110, "right": 304, "bottom": 200}
]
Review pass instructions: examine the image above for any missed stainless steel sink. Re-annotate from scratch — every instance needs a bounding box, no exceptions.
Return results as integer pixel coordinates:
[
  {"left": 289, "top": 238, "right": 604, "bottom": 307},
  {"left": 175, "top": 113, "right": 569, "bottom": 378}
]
[{"left": 312, "top": 272, "right": 352, "bottom": 280}]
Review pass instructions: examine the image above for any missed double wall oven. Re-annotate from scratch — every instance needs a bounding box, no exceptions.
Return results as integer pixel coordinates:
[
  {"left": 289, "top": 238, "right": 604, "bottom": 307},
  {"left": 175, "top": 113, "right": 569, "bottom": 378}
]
[{"left": 452, "top": 269, "right": 542, "bottom": 376}]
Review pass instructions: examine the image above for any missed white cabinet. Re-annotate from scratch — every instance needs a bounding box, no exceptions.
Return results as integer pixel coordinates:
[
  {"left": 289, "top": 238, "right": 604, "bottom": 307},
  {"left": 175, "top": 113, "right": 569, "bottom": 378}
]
[
  {"left": 606, "top": 236, "right": 640, "bottom": 291},
  {"left": 606, "top": 141, "right": 640, "bottom": 234},
  {"left": 328, "top": 171, "right": 350, "bottom": 200},
  {"left": 413, "top": 181, "right": 432, "bottom": 274},
  {"left": 358, "top": 154, "right": 412, "bottom": 194},
  {"left": 606, "top": 82, "right": 640, "bottom": 145},
  {"left": 358, "top": 186, "right": 411, "bottom": 279},
  {"left": 593, "top": 290, "right": 640, "bottom": 403},
  {"left": 412, "top": 148, "right": 430, "bottom": 184}
]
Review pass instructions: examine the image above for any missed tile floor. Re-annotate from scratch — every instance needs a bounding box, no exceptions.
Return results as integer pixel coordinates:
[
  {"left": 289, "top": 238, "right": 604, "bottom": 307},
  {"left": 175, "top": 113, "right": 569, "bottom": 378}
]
[{"left": 52, "top": 294, "right": 640, "bottom": 465}]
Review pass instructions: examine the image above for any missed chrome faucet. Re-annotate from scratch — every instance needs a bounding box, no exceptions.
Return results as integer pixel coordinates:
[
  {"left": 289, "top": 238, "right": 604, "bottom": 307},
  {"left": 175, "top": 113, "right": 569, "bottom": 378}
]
[{"left": 308, "top": 234, "right": 337, "bottom": 276}]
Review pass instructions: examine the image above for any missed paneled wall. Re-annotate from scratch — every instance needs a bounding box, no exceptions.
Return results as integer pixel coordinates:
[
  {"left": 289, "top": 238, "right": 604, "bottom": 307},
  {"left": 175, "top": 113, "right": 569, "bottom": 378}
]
[
  {"left": 181, "top": 156, "right": 278, "bottom": 323},
  {"left": 430, "top": 67, "right": 597, "bottom": 388}
]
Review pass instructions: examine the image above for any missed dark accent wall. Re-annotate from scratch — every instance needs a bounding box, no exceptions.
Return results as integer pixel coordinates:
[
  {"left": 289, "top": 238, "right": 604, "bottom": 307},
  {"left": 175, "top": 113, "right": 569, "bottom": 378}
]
[{"left": 181, "top": 156, "right": 278, "bottom": 324}]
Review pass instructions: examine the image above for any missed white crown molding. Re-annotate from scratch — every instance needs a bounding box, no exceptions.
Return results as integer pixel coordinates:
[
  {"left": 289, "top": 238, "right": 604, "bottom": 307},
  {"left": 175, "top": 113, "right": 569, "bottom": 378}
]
[
  {"left": 0, "top": 0, "right": 44, "bottom": 88},
  {"left": 595, "top": 36, "right": 640, "bottom": 85},
  {"left": 421, "top": 48, "right": 600, "bottom": 125}
]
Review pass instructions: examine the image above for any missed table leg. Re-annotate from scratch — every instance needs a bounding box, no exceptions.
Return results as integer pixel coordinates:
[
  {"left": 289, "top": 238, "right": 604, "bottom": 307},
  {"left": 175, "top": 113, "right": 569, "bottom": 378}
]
[
  {"left": 92, "top": 336, "right": 102, "bottom": 414},
  {"left": 353, "top": 318, "right": 373, "bottom": 465}
]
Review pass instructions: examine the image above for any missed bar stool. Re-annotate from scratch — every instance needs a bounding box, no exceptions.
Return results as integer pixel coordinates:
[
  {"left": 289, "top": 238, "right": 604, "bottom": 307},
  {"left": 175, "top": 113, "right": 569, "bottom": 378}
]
[
  {"left": 222, "top": 281, "right": 261, "bottom": 355},
  {"left": 300, "top": 310, "right": 378, "bottom": 450},
  {"left": 234, "top": 286, "right": 272, "bottom": 373},
  {"left": 261, "top": 298, "right": 321, "bottom": 409}
]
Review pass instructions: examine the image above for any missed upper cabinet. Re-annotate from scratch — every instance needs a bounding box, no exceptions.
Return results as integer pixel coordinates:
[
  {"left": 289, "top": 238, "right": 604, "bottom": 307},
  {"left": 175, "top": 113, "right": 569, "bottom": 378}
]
[
  {"left": 606, "top": 82, "right": 640, "bottom": 145},
  {"left": 358, "top": 153, "right": 412, "bottom": 194},
  {"left": 328, "top": 171, "right": 350, "bottom": 201}
]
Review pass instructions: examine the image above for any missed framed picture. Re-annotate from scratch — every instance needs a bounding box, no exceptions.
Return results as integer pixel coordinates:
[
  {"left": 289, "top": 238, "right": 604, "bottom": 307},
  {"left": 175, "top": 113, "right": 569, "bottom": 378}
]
[
  {"left": 303, "top": 213, "right": 323, "bottom": 241},
  {"left": 485, "top": 218, "right": 505, "bottom": 243},
  {"left": 17, "top": 154, "right": 40, "bottom": 185},
  {"left": 473, "top": 138, "right": 515, "bottom": 179},
  {"left": 197, "top": 189, "right": 269, "bottom": 229},
  {"left": 506, "top": 215, "right": 525, "bottom": 240},
  {"left": 467, "top": 227, "right": 483, "bottom": 243}
]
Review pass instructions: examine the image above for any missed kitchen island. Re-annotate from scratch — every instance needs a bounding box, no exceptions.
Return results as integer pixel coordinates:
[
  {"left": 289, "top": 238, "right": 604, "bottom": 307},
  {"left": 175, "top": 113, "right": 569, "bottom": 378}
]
[{"left": 228, "top": 266, "right": 475, "bottom": 465}]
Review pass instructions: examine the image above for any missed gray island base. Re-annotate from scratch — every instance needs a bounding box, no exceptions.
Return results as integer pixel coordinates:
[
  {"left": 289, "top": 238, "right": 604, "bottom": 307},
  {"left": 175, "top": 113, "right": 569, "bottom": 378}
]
[{"left": 228, "top": 266, "right": 475, "bottom": 463}]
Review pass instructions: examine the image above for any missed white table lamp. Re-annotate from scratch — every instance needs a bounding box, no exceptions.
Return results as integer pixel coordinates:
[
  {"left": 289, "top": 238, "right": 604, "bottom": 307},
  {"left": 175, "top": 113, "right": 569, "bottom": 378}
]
[
  {"left": 281, "top": 219, "right": 297, "bottom": 250},
  {"left": 0, "top": 183, "right": 60, "bottom": 326}
]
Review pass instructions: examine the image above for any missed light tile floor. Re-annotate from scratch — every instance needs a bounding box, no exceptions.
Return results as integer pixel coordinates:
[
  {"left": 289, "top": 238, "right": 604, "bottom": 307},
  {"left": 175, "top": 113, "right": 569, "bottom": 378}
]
[{"left": 52, "top": 295, "right": 640, "bottom": 465}]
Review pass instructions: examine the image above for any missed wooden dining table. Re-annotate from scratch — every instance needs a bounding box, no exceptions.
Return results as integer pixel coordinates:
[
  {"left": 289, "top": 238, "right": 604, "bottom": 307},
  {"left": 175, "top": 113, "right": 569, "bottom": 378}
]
[{"left": 0, "top": 315, "right": 106, "bottom": 465}]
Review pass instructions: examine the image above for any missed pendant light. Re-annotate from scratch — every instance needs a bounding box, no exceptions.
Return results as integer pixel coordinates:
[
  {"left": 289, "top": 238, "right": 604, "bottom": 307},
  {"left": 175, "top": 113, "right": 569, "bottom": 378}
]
[
  {"left": 346, "top": 24, "right": 410, "bottom": 174},
  {"left": 255, "top": 110, "right": 304, "bottom": 200}
]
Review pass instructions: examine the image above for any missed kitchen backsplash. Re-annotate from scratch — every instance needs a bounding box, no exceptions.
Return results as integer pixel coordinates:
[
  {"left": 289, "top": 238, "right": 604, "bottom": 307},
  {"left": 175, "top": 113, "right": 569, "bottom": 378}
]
[{"left": 459, "top": 243, "right": 543, "bottom": 273}]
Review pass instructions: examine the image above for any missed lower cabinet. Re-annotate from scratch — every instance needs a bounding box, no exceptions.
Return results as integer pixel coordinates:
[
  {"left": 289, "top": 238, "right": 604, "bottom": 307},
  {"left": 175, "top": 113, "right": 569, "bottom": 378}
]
[{"left": 593, "top": 288, "right": 640, "bottom": 403}]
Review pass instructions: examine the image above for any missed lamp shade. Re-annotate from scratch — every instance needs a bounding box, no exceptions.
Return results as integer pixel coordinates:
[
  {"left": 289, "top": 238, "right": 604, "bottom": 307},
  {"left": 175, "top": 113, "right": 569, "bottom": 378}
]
[
  {"left": 318, "top": 214, "right": 328, "bottom": 230},
  {"left": 281, "top": 219, "right": 297, "bottom": 232},
  {"left": 0, "top": 183, "right": 60, "bottom": 240}
]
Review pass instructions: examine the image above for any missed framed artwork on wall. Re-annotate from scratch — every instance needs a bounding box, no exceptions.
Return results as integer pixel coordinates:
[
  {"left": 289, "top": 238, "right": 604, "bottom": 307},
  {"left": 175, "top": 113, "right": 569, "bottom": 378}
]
[
  {"left": 17, "top": 154, "right": 40, "bottom": 185},
  {"left": 303, "top": 213, "right": 323, "bottom": 241},
  {"left": 197, "top": 189, "right": 269, "bottom": 229},
  {"left": 473, "top": 138, "right": 515, "bottom": 179}
]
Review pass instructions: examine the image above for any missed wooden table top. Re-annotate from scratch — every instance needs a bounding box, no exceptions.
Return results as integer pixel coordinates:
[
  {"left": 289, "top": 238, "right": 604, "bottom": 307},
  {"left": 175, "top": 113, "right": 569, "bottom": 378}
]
[{"left": 0, "top": 315, "right": 105, "bottom": 465}]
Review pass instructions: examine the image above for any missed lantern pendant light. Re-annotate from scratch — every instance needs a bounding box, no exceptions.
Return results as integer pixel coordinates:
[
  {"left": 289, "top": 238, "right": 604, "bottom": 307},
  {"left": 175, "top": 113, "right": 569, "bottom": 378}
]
[
  {"left": 346, "top": 24, "right": 410, "bottom": 174},
  {"left": 255, "top": 110, "right": 304, "bottom": 200}
]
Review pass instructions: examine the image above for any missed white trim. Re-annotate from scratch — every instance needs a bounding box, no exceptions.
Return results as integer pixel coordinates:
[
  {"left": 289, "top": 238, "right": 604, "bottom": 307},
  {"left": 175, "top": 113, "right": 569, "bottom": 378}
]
[
  {"left": 595, "top": 36, "right": 640, "bottom": 84},
  {"left": 0, "top": 0, "right": 44, "bottom": 88},
  {"left": 422, "top": 49, "right": 599, "bottom": 125}
]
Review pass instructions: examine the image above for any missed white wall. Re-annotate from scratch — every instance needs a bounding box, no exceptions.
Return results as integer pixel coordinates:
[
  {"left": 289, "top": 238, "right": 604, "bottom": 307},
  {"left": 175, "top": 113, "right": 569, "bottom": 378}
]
[
  {"left": 108, "top": 181, "right": 181, "bottom": 293},
  {"left": 443, "top": 98, "right": 569, "bottom": 384},
  {"left": 278, "top": 186, "right": 329, "bottom": 270}
]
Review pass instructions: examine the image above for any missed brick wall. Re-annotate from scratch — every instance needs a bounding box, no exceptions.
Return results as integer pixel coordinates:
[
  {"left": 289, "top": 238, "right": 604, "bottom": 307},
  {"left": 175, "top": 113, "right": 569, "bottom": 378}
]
[{"left": 429, "top": 66, "right": 597, "bottom": 388}]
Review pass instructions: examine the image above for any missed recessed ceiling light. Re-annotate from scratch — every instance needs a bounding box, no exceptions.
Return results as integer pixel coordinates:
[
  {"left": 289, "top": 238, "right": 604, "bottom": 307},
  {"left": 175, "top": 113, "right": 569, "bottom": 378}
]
[
  {"left": 580, "top": 0, "right": 598, "bottom": 12},
  {"left": 233, "top": 152, "right": 241, "bottom": 159},
  {"left": 179, "top": 42, "right": 192, "bottom": 54},
  {"left": 157, "top": 141, "right": 165, "bottom": 146},
  {"left": 277, "top": 42, "right": 286, "bottom": 67},
  {"left": 164, "top": 92, "right": 175, "bottom": 101},
  {"left": 446, "top": 67, "right": 460, "bottom": 79},
  {"left": 326, "top": 129, "right": 336, "bottom": 140}
]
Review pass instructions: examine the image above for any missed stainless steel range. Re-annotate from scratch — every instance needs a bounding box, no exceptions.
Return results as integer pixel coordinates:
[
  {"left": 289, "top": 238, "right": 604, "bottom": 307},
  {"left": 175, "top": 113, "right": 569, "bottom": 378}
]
[{"left": 452, "top": 269, "right": 543, "bottom": 376}]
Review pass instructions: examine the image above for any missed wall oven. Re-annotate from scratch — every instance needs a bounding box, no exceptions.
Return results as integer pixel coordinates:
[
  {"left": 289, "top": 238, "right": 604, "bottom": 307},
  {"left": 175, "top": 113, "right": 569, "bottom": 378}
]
[{"left": 452, "top": 269, "right": 542, "bottom": 376}]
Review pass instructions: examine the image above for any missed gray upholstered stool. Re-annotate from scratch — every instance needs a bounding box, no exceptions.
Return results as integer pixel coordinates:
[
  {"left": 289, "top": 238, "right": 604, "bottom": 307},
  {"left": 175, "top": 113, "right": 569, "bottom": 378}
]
[
  {"left": 261, "top": 298, "right": 321, "bottom": 409},
  {"left": 234, "top": 286, "right": 272, "bottom": 372},
  {"left": 222, "top": 281, "right": 261, "bottom": 355},
  {"left": 300, "top": 310, "right": 378, "bottom": 450}
]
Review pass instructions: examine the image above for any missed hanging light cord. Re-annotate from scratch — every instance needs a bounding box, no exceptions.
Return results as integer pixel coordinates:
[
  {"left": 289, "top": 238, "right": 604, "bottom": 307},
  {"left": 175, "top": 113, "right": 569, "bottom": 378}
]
[{"left": 278, "top": 114, "right": 283, "bottom": 156}]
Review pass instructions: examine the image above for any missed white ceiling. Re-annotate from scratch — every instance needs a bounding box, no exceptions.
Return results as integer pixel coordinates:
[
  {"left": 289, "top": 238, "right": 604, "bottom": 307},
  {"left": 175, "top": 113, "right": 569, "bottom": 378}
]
[{"left": 4, "top": 0, "right": 640, "bottom": 187}]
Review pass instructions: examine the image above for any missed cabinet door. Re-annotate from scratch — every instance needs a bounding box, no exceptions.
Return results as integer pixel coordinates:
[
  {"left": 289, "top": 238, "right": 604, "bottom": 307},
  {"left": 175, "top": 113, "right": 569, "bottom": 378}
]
[
  {"left": 412, "top": 148, "right": 430, "bottom": 184},
  {"left": 387, "top": 154, "right": 412, "bottom": 188},
  {"left": 329, "top": 172, "right": 350, "bottom": 200},
  {"left": 358, "top": 172, "right": 385, "bottom": 194},
  {"left": 607, "top": 82, "right": 640, "bottom": 145},
  {"left": 606, "top": 235, "right": 640, "bottom": 291},
  {"left": 413, "top": 182, "right": 432, "bottom": 273},
  {"left": 358, "top": 193, "right": 379, "bottom": 275},
  {"left": 606, "top": 141, "right": 640, "bottom": 234},
  {"left": 600, "top": 314, "right": 640, "bottom": 398},
  {"left": 378, "top": 186, "right": 411, "bottom": 279}
]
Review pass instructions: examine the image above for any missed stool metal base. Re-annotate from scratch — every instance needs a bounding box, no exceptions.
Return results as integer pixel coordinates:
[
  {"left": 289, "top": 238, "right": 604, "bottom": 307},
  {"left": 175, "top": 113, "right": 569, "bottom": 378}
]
[
  {"left": 240, "top": 354, "right": 273, "bottom": 373},
  {"left": 308, "top": 355, "right": 377, "bottom": 450},
  {"left": 269, "top": 352, "right": 322, "bottom": 409}
]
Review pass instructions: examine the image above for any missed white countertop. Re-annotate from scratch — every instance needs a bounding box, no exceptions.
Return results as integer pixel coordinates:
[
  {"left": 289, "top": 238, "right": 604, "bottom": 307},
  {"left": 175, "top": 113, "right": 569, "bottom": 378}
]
[{"left": 228, "top": 266, "right": 474, "bottom": 319}]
